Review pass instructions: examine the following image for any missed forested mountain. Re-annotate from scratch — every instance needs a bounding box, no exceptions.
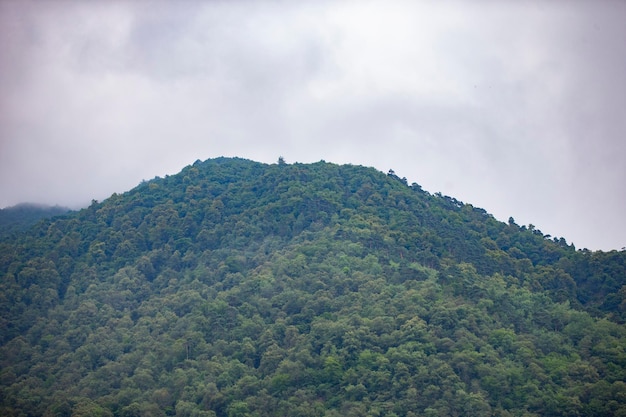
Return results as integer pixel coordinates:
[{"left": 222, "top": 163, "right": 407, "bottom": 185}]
[
  {"left": 0, "top": 203, "right": 70, "bottom": 239},
  {"left": 1, "top": 157, "right": 625, "bottom": 417}
]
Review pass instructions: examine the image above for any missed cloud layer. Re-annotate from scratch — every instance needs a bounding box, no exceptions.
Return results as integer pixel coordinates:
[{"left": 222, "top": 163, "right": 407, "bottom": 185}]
[{"left": 1, "top": 1, "right": 625, "bottom": 250}]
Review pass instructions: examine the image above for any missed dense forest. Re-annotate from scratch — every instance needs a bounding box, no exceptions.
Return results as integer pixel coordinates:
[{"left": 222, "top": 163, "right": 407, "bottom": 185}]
[{"left": 1, "top": 157, "right": 625, "bottom": 417}]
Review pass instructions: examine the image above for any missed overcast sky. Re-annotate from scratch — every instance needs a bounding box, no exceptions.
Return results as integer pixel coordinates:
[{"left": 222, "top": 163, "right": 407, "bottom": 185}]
[{"left": 1, "top": 1, "right": 625, "bottom": 251}]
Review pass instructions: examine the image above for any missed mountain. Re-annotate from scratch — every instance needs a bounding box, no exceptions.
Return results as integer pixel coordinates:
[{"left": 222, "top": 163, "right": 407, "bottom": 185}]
[
  {"left": 0, "top": 203, "right": 71, "bottom": 239},
  {"left": 1, "top": 157, "right": 625, "bottom": 417}
]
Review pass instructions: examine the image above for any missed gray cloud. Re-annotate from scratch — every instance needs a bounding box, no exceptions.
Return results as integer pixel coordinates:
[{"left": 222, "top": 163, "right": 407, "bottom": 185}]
[{"left": 0, "top": 0, "right": 624, "bottom": 250}]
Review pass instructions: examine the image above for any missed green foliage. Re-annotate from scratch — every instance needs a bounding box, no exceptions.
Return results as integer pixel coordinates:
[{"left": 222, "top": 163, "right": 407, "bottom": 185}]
[{"left": 1, "top": 157, "right": 625, "bottom": 416}]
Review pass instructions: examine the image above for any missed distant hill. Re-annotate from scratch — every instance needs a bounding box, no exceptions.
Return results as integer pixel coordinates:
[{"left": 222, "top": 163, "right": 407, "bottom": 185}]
[
  {"left": 0, "top": 157, "right": 625, "bottom": 416},
  {"left": 0, "top": 203, "right": 70, "bottom": 238}
]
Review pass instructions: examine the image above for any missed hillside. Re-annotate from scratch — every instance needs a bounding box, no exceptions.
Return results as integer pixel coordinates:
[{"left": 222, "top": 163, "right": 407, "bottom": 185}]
[
  {"left": 0, "top": 203, "right": 70, "bottom": 239},
  {"left": 1, "top": 157, "right": 625, "bottom": 417}
]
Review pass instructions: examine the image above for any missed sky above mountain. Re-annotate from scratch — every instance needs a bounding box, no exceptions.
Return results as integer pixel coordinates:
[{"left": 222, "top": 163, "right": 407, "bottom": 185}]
[{"left": 1, "top": 1, "right": 624, "bottom": 251}]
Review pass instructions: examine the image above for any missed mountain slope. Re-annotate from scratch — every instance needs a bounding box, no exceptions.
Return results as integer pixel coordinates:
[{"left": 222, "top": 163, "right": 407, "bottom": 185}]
[
  {"left": 0, "top": 203, "right": 70, "bottom": 239},
  {"left": 1, "top": 157, "right": 625, "bottom": 416}
]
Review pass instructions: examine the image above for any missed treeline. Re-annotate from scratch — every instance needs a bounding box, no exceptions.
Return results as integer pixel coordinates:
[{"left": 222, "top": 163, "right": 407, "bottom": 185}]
[{"left": 1, "top": 157, "right": 625, "bottom": 416}]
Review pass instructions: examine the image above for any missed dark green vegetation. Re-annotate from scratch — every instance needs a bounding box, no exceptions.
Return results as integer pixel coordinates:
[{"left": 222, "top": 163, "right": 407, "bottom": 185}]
[
  {"left": 0, "top": 204, "right": 70, "bottom": 239},
  {"left": 1, "top": 157, "right": 625, "bottom": 417}
]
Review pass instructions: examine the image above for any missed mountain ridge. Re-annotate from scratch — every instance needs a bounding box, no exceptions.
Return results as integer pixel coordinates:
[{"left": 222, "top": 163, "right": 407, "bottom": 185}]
[{"left": 1, "top": 157, "right": 625, "bottom": 416}]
